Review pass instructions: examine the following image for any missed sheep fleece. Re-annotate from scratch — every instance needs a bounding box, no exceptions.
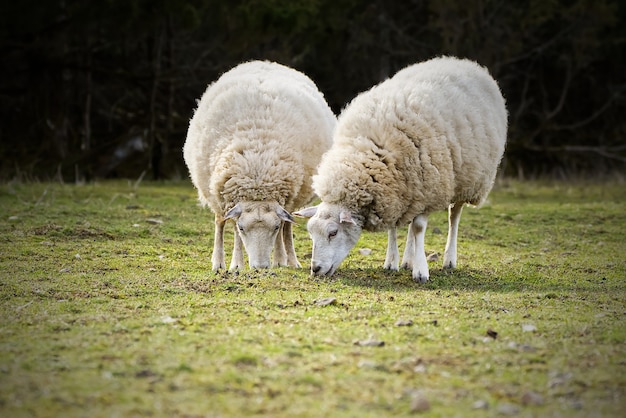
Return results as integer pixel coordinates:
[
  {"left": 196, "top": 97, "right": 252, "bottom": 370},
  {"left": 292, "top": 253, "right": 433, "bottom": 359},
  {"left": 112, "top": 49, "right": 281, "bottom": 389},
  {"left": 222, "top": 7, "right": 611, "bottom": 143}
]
[
  {"left": 313, "top": 56, "right": 508, "bottom": 231},
  {"left": 184, "top": 61, "right": 336, "bottom": 215}
]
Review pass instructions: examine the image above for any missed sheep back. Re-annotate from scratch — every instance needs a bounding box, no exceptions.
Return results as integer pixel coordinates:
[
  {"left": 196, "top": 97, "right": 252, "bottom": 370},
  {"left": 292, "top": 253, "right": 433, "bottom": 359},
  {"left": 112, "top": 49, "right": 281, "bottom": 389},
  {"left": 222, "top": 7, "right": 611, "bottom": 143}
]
[
  {"left": 313, "top": 56, "right": 507, "bottom": 231},
  {"left": 184, "top": 61, "right": 336, "bottom": 215}
]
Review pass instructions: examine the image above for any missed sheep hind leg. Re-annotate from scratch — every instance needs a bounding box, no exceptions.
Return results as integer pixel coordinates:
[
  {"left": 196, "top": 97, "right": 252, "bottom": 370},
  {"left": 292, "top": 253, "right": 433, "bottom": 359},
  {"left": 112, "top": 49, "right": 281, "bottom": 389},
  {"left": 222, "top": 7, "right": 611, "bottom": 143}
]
[
  {"left": 409, "top": 214, "right": 429, "bottom": 283},
  {"left": 282, "top": 222, "right": 301, "bottom": 268},
  {"left": 401, "top": 222, "right": 417, "bottom": 270},
  {"left": 212, "top": 218, "right": 226, "bottom": 271},
  {"left": 443, "top": 202, "right": 463, "bottom": 270},
  {"left": 229, "top": 228, "right": 245, "bottom": 270},
  {"left": 384, "top": 228, "right": 399, "bottom": 270}
]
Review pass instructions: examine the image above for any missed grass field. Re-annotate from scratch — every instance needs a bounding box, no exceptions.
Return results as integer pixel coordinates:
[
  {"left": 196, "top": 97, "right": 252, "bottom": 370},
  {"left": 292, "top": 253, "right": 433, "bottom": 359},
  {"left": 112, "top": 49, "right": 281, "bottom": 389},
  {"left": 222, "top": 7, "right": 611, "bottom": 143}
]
[{"left": 1, "top": 179, "right": 624, "bottom": 417}]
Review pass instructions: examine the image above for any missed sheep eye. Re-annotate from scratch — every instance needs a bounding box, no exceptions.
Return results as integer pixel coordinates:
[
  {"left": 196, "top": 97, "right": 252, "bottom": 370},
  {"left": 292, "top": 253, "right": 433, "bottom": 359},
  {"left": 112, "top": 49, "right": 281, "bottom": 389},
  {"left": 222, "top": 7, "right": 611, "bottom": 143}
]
[
  {"left": 237, "top": 224, "right": 245, "bottom": 233},
  {"left": 274, "top": 224, "right": 280, "bottom": 232},
  {"left": 328, "top": 229, "right": 338, "bottom": 239}
]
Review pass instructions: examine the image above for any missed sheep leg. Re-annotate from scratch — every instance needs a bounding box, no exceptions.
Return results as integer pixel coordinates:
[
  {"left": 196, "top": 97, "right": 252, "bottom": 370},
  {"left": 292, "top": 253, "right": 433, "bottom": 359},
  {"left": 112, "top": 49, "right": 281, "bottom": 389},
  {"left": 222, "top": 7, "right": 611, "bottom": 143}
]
[
  {"left": 212, "top": 218, "right": 226, "bottom": 271},
  {"left": 282, "top": 222, "right": 302, "bottom": 268},
  {"left": 443, "top": 202, "right": 463, "bottom": 269},
  {"left": 401, "top": 223, "right": 416, "bottom": 270},
  {"left": 230, "top": 227, "right": 245, "bottom": 270},
  {"left": 384, "top": 228, "right": 399, "bottom": 270},
  {"left": 410, "top": 214, "right": 430, "bottom": 283},
  {"left": 272, "top": 224, "right": 288, "bottom": 267}
]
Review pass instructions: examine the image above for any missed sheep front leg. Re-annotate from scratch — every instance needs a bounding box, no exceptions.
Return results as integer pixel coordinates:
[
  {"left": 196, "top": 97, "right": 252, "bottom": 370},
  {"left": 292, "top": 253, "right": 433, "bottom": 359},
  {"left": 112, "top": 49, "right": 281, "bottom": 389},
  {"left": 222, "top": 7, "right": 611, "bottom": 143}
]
[
  {"left": 230, "top": 227, "right": 245, "bottom": 270},
  {"left": 443, "top": 202, "right": 463, "bottom": 269},
  {"left": 272, "top": 224, "right": 288, "bottom": 267},
  {"left": 384, "top": 227, "right": 399, "bottom": 270},
  {"left": 282, "top": 222, "right": 301, "bottom": 268},
  {"left": 212, "top": 217, "right": 226, "bottom": 271},
  {"left": 409, "top": 214, "right": 429, "bottom": 283}
]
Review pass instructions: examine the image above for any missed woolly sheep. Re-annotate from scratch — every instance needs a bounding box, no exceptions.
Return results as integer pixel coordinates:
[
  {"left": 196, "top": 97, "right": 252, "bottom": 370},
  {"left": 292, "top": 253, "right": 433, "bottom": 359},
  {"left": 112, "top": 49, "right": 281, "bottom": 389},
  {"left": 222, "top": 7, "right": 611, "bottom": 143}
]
[
  {"left": 184, "top": 60, "right": 336, "bottom": 270},
  {"left": 295, "top": 56, "right": 507, "bottom": 282}
]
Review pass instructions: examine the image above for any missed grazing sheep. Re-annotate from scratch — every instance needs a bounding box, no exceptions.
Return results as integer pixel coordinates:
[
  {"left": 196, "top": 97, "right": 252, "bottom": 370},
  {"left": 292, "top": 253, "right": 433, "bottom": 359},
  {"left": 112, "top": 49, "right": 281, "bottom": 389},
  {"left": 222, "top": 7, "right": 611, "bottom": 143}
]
[
  {"left": 295, "top": 56, "right": 507, "bottom": 282},
  {"left": 184, "top": 60, "right": 336, "bottom": 270}
]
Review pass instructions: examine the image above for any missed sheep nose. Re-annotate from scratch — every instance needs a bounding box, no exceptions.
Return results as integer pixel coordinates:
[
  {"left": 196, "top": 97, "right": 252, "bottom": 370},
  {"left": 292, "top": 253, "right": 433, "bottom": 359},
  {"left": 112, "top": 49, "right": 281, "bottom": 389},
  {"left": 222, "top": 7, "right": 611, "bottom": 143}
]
[
  {"left": 311, "top": 264, "right": 322, "bottom": 274},
  {"left": 251, "top": 262, "right": 270, "bottom": 269}
]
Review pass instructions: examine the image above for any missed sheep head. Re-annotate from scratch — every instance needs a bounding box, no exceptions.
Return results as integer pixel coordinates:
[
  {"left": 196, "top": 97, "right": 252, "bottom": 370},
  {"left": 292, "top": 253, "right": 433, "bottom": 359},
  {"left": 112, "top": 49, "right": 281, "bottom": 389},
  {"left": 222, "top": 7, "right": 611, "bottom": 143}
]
[
  {"left": 294, "top": 203, "right": 362, "bottom": 276},
  {"left": 225, "top": 201, "right": 294, "bottom": 269}
]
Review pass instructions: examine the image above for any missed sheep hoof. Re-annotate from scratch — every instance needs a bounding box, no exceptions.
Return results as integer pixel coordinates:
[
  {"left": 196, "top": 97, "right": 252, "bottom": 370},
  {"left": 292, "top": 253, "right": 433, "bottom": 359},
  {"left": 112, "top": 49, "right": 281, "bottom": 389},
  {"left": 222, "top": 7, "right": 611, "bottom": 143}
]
[
  {"left": 413, "top": 272, "right": 429, "bottom": 284},
  {"left": 443, "top": 261, "right": 456, "bottom": 269},
  {"left": 291, "top": 261, "right": 302, "bottom": 269}
]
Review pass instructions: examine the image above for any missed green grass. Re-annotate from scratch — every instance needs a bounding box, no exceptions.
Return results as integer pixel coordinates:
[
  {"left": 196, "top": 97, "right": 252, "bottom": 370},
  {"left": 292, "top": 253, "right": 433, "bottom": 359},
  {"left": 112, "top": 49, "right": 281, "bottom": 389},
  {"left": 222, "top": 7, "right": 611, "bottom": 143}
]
[{"left": 1, "top": 179, "right": 624, "bottom": 417}]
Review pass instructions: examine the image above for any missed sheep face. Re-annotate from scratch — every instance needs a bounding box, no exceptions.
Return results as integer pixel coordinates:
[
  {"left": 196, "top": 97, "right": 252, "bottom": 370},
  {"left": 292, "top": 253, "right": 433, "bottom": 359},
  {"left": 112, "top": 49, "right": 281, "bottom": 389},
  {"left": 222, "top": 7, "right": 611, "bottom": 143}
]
[
  {"left": 225, "top": 201, "right": 294, "bottom": 269},
  {"left": 296, "top": 203, "right": 362, "bottom": 276}
]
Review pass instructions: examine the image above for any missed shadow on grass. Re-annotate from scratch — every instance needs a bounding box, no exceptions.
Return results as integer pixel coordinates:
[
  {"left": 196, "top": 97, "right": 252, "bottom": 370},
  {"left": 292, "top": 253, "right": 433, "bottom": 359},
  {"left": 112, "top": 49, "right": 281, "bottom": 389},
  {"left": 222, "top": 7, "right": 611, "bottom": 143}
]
[
  {"left": 180, "top": 264, "right": 612, "bottom": 297},
  {"left": 326, "top": 266, "right": 597, "bottom": 294}
]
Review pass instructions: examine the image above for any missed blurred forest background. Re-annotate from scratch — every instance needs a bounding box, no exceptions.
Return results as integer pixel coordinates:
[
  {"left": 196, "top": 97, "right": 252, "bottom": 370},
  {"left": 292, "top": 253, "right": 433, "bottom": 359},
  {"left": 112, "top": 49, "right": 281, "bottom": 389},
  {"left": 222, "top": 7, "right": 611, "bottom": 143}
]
[{"left": 1, "top": 0, "right": 624, "bottom": 182}]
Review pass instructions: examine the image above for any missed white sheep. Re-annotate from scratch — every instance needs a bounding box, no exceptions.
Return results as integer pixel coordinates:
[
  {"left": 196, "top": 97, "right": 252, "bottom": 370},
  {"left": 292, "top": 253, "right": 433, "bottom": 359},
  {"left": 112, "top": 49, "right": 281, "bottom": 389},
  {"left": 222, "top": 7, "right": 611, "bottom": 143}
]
[
  {"left": 295, "top": 56, "right": 507, "bottom": 282},
  {"left": 183, "top": 60, "right": 336, "bottom": 270}
]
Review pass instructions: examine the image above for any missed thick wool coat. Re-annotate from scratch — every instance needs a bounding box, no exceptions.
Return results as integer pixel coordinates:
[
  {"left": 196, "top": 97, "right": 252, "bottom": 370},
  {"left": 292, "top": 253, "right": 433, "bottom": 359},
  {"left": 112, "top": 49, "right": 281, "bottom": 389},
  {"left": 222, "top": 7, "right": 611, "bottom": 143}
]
[
  {"left": 184, "top": 61, "right": 336, "bottom": 218},
  {"left": 313, "top": 56, "right": 508, "bottom": 231}
]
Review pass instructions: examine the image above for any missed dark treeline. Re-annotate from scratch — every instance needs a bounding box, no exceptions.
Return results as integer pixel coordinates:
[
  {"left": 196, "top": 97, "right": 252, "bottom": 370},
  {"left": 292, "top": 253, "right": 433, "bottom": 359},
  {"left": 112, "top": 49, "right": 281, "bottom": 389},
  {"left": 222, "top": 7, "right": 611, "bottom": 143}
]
[{"left": 1, "top": 0, "right": 624, "bottom": 181}]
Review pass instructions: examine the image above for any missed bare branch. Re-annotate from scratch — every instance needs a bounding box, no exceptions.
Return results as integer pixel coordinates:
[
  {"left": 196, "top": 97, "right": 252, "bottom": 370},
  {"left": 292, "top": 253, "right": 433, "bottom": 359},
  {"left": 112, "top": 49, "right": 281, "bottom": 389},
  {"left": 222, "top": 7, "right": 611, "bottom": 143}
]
[
  {"left": 551, "top": 85, "right": 624, "bottom": 130},
  {"left": 545, "top": 59, "right": 572, "bottom": 120},
  {"left": 525, "top": 144, "right": 626, "bottom": 163}
]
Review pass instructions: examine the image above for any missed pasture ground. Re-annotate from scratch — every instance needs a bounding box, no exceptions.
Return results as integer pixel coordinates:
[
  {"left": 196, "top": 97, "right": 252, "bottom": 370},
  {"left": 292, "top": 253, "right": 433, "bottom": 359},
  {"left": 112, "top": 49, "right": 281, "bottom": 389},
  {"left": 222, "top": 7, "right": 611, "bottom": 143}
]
[{"left": 0, "top": 180, "right": 624, "bottom": 417}]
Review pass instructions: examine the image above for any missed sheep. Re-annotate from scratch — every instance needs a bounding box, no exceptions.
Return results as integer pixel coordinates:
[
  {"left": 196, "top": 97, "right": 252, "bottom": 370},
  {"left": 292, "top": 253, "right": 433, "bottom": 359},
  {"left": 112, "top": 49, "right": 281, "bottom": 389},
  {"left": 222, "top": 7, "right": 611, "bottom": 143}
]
[
  {"left": 183, "top": 60, "right": 336, "bottom": 271},
  {"left": 295, "top": 56, "right": 507, "bottom": 282}
]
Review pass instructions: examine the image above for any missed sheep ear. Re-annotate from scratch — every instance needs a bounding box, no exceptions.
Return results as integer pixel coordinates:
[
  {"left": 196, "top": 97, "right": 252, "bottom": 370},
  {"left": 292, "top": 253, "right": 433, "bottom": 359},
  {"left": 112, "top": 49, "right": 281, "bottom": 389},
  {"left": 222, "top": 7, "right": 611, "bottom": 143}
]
[
  {"left": 339, "top": 210, "right": 357, "bottom": 225},
  {"left": 293, "top": 206, "right": 318, "bottom": 218},
  {"left": 277, "top": 206, "right": 295, "bottom": 223},
  {"left": 224, "top": 204, "right": 242, "bottom": 220}
]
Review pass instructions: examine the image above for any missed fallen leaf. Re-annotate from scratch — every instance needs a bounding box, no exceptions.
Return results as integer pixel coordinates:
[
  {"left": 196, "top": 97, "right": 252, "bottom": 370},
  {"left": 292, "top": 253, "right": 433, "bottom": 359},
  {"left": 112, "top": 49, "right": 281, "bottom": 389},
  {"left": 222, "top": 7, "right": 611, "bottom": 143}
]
[
  {"left": 146, "top": 218, "right": 163, "bottom": 225},
  {"left": 358, "top": 248, "right": 372, "bottom": 256},
  {"left": 472, "top": 400, "right": 489, "bottom": 410},
  {"left": 486, "top": 329, "right": 498, "bottom": 339},
  {"left": 409, "top": 390, "right": 430, "bottom": 413},
  {"left": 507, "top": 341, "right": 536, "bottom": 352},
  {"left": 548, "top": 371, "right": 572, "bottom": 388},
  {"left": 395, "top": 319, "right": 414, "bottom": 327},
  {"left": 426, "top": 252, "right": 439, "bottom": 262},
  {"left": 521, "top": 390, "right": 544, "bottom": 406},
  {"left": 314, "top": 297, "right": 337, "bottom": 307},
  {"left": 522, "top": 323, "right": 537, "bottom": 332},
  {"left": 496, "top": 403, "right": 520, "bottom": 415},
  {"left": 413, "top": 363, "right": 427, "bottom": 374},
  {"left": 354, "top": 339, "right": 385, "bottom": 347},
  {"left": 358, "top": 359, "right": 381, "bottom": 369},
  {"left": 135, "top": 369, "right": 157, "bottom": 378},
  {"left": 15, "top": 301, "right": 33, "bottom": 312}
]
